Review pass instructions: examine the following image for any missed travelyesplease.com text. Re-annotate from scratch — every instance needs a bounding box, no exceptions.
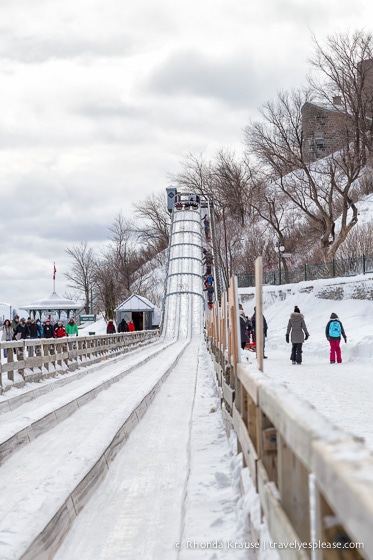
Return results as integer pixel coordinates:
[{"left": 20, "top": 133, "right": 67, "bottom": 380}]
[{"left": 173, "top": 540, "right": 364, "bottom": 551}]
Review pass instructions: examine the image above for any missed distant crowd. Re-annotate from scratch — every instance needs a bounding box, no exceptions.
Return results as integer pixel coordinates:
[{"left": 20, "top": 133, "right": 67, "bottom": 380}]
[
  {"left": 0, "top": 316, "right": 79, "bottom": 343},
  {"left": 0, "top": 315, "right": 137, "bottom": 341}
]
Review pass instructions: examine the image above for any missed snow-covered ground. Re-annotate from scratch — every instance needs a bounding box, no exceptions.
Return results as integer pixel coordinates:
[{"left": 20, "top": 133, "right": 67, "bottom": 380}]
[
  {"left": 1, "top": 200, "right": 373, "bottom": 559},
  {"left": 239, "top": 272, "right": 373, "bottom": 451}
]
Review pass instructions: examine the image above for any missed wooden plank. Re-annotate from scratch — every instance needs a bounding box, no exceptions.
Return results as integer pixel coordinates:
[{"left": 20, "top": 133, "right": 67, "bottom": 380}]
[
  {"left": 258, "top": 381, "right": 344, "bottom": 470},
  {"left": 236, "top": 363, "right": 263, "bottom": 405},
  {"left": 233, "top": 405, "right": 258, "bottom": 485},
  {"left": 255, "top": 257, "right": 263, "bottom": 372},
  {"left": 277, "top": 434, "right": 311, "bottom": 544},
  {"left": 222, "top": 380, "right": 234, "bottom": 408},
  {"left": 257, "top": 460, "right": 310, "bottom": 560},
  {"left": 312, "top": 438, "right": 373, "bottom": 559},
  {"left": 227, "top": 276, "right": 239, "bottom": 374}
]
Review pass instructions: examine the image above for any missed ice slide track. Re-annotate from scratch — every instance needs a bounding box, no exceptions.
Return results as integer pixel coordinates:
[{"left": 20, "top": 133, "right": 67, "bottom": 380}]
[{"left": 0, "top": 207, "right": 206, "bottom": 559}]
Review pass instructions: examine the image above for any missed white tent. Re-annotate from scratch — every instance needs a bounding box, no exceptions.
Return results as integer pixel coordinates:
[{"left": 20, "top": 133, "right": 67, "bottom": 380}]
[{"left": 115, "top": 294, "right": 160, "bottom": 330}]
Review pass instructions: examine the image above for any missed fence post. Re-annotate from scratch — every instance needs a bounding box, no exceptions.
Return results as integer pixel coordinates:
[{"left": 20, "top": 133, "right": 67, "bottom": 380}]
[
  {"left": 332, "top": 259, "right": 335, "bottom": 277},
  {"left": 363, "top": 254, "right": 366, "bottom": 275},
  {"left": 304, "top": 264, "right": 307, "bottom": 282}
]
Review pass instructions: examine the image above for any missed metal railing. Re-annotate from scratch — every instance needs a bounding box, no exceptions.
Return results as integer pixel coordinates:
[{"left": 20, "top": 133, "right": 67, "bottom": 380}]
[{"left": 238, "top": 253, "right": 373, "bottom": 287}]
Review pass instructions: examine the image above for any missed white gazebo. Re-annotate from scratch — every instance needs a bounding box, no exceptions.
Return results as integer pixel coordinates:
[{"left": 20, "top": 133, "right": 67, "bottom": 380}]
[
  {"left": 115, "top": 294, "right": 160, "bottom": 331},
  {"left": 20, "top": 292, "right": 81, "bottom": 322}
]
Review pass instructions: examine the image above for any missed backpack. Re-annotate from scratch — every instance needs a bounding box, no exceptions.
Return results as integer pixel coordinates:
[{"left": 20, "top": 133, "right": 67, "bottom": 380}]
[{"left": 329, "top": 320, "right": 341, "bottom": 338}]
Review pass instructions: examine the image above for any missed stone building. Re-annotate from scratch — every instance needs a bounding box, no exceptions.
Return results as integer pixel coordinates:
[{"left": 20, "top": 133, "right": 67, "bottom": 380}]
[
  {"left": 302, "top": 58, "right": 373, "bottom": 163},
  {"left": 301, "top": 97, "right": 351, "bottom": 162}
]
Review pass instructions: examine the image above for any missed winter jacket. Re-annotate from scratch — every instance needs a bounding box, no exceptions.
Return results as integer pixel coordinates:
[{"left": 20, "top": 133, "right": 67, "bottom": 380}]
[
  {"left": 13, "top": 323, "right": 28, "bottom": 340},
  {"left": 43, "top": 323, "right": 55, "bottom": 339},
  {"left": 203, "top": 285, "right": 214, "bottom": 302},
  {"left": 106, "top": 321, "right": 116, "bottom": 334},
  {"left": 240, "top": 314, "right": 249, "bottom": 345},
  {"left": 251, "top": 312, "right": 268, "bottom": 338},
  {"left": 27, "top": 321, "right": 41, "bottom": 338},
  {"left": 54, "top": 326, "right": 66, "bottom": 338},
  {"left": 65, "top": 321, "right": 79, "bottom": 336},
  {"left": 118, "top": 319, "right": 129, "bottom": 333},
  {"left": 204, "top": 275, "right": 214, "bottom": 286},
  {"left": 325, "top": 313, "right": 346, "bottom": 342},
  {"left": 286, "top": 312, "right": 309, "bottom": 343},
  {"left": 1, "top": 324, "right": 13, "bottom": 341},
  {"left": 128, "top": 321, "right": 135, "bottom": 332}
]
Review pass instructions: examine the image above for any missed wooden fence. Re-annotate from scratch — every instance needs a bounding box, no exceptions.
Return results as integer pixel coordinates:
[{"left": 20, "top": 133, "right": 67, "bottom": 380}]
[
  {"left": 0, "top": 331, "right": 159, "bottom": 393},
  {"left": 205, "top": 274, "right": 373, "bottom": 560}
]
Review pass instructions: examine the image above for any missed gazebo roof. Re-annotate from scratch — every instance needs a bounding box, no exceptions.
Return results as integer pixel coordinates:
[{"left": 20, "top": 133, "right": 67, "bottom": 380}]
[{"left": 20, "top": 291, "right": 81, "bottom": 311}]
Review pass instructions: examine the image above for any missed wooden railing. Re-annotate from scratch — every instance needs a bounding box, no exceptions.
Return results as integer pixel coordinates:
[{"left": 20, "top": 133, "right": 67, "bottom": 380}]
[
  {"left": 205, "top": 274, "right": 373, "bottom": 560},
  {"left": 0, "top": 330, "right": 159, "bottom": 392}
]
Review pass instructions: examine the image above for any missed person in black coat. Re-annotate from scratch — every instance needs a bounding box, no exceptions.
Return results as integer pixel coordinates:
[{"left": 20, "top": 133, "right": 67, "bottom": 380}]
[
  {"left": 239, "top": 309, "right": 250, "bottom": 350},
  {"left": 27, "top": 318, "right": 41, "bottom": 339},
  {"left": 13, "top": 318, "right": 28, "bottom": 340},
  {"left": 118, "top": 318, "right": 129, "bottom": 333},
  {"left": 43, "top": 319, "right": 55, "bottom": 339},
  {"left": 251, "top": 307, "right": 268, "bottom": 358}
]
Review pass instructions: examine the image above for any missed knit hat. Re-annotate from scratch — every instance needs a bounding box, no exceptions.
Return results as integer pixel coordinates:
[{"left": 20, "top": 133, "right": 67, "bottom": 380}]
[
  {"left": 294, "top": 306, "right": 300, "bottom": 313},
  {"left": 330, "top": 312, "right": 338, "bottom": 319}
]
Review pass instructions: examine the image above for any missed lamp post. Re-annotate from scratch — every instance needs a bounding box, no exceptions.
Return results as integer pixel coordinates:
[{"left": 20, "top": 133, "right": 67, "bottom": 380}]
[{"left": 275, "top": 243, "right": 285, "bottom": 285}]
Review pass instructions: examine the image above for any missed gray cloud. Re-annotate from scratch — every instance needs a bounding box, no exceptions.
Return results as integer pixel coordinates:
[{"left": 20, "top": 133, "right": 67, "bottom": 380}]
[
  {"left": 145, "top": 51, "right": 259, "bottom": 108},
  {"left": 0, "top": 0, "right": 371, "bottom": 310},
  {"left": 0, "top": 28, "right": 134, "bottom": 64}
]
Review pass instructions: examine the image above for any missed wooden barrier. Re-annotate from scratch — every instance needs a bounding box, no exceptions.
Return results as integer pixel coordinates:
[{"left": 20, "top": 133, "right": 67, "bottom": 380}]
[
  {"left": 205, "top": 276, "right": 372, "bottom": 560},
  {"left": 0, "top": 331, "right": 159, "bottom": 392}
]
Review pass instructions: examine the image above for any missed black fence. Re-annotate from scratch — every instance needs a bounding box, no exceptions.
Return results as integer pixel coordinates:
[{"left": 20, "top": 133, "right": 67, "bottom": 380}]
[{"left": 237, "top": 253, "right": 373, "bottom": 288}]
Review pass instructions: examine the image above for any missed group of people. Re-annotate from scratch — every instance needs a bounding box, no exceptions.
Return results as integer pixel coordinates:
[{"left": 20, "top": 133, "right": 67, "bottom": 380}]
[
  {"left": 285, "top": 307, "right": 347, "bottom": 364},
  {"left": 0, "top": 316, "right": 79, "bottom": 357},
  {"left": 1, "top": 315, "right": 139, "bottom": 358},
  {"left": 202, "top": 247, "right": 215, "bottom": 305},
  {"left": 239, "top": 304, "right": 347, "bottom": 365},
  {"left": 175, "top": 194, "right": 201, "bottom": 210},
  {"left": 239, "top": 306, "right": 268, "bottom": 358},
  {"left": 107, "top": 318, "right": 136, "bottom": 334},
  {"left": 0, "top": 315, "right": 79, "bottom": 341}
]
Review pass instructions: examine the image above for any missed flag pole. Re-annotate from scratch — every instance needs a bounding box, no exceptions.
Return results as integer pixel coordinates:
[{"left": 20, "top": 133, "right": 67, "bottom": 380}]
[{"left": 53, "top": 262, "right": 56, "bottom": 292}]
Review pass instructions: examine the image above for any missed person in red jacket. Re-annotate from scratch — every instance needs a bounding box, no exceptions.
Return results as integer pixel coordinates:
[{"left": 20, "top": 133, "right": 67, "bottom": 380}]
[
  {"left": 54, "top": 322, "right": 66, "bottom": 338},
  {"left": 127, "top": 320, "right": 135, "bottom": 332},
  {"left": 106, "top": 319, "right": 116, "bottom": 334}
]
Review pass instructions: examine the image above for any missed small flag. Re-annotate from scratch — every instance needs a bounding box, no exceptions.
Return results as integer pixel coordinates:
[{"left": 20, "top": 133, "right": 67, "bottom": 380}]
[{"left": 53, "top": 264, "right": 57, "bottom": 280}]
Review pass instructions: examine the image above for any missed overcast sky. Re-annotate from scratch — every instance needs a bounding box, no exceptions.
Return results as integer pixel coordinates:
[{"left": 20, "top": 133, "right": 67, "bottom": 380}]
[{"left": 1, "top": 0, "right": 372, "bottom": 313}]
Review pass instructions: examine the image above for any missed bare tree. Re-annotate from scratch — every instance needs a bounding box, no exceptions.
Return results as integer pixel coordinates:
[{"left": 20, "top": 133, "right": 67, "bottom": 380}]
[
  {"left": 245, "top": 84, "right": 366, "bottom": 261},
  {"left": 308, "top": 30, "right": 373, "bottom": 162},
  {"left": 65, "top": 242, "right": 95, "bottom": 313},
  {"left": 92, "top": 260, "right": 117, "bottom": 320},
  {"left": 133, "top": 192, "right": 170, "bottom": 254},
  {"left": 107, "top": 212, "right": 140, "bottom": 297},
  {"left": 213, "top": 149, "right": 252, "bottom": 226},
  {"left": 335, "top": 222, "right": 373, "bottom": 259},
  {"left": 169, "top": 152, "right": 214, "bottom": 199}
]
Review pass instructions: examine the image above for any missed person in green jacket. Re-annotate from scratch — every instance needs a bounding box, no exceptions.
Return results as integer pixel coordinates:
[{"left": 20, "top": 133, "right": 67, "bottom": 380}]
[{"left": 65, "top": 318, "right": 79, "bottom": 336}]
